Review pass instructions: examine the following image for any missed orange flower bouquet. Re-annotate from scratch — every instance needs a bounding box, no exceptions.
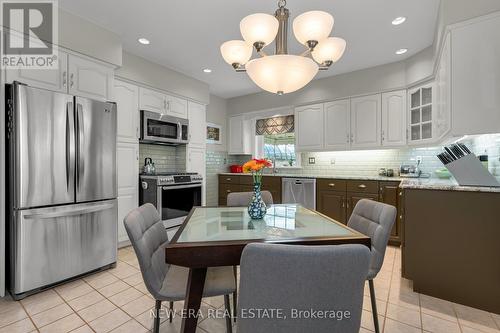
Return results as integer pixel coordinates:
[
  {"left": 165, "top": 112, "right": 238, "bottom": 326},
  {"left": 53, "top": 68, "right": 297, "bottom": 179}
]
[
  {"left": 242, "top": 159, "right": 272, "bottom": 219},
  {"left": 242, "top": 158, "right": 272, "bottom": 185}
]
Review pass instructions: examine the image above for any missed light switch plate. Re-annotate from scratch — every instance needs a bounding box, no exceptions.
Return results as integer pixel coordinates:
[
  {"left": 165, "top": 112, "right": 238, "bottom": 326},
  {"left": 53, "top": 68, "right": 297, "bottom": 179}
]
[{"left": 308, "top": 157, "right": 315, "bottom": 164}]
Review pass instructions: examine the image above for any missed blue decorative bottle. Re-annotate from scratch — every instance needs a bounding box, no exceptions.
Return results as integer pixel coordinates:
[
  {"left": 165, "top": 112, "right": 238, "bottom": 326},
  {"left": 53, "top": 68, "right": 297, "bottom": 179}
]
[{"left": 247, "top": 183, "right": 267, "bottom": 219}]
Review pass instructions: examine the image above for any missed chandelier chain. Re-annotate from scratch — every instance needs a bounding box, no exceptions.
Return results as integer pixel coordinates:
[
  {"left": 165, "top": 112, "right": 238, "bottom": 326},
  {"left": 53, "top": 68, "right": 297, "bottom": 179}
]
[{"left": 278, "top": 0, "right": 286, "bottom": 8}]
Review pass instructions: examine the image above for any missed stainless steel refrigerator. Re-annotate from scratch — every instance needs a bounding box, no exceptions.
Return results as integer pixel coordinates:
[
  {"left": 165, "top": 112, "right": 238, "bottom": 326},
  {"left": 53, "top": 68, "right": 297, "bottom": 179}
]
[{"left": 6, "top": 82, "right": 118, "bottom": 299}]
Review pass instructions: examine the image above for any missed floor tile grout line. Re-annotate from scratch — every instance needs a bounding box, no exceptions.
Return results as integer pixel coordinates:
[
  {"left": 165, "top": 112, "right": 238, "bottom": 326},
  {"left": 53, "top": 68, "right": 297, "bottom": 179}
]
[
  {"left": 52, "top": 285, "right": 97, "bottom": 333},
  {"left": 16, "top": 296, "right": 40, "bottom": 333}
]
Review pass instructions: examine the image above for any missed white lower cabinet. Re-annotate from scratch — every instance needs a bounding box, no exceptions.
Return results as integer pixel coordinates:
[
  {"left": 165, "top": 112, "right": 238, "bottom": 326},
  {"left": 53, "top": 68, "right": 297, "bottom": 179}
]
[
  {"left": 382, "top": 90, "right": 407, "bottom": 147},
  {"left": 350, "top": 94, "right": 381, "bottom": 149},
  {"left": 295, "top": 104, "right": 324, "bottom": 151},
  {"left": 68, "top": 54, "right": 114, "bottom": 101},
  {"left": 324, "top": 99, "right": 350, "bottom": 150},
  {"left": 116, "top": 142, "right": 139, "bottom": 245},
  {"left": 186, "top": 146, "right": 206, "bottom": 205}
]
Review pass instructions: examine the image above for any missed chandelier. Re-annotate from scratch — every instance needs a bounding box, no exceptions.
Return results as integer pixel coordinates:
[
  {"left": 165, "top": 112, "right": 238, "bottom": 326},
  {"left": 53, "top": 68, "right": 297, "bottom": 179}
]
[{"left": 220, "top": 0, "right": 346, "bottom": 95}]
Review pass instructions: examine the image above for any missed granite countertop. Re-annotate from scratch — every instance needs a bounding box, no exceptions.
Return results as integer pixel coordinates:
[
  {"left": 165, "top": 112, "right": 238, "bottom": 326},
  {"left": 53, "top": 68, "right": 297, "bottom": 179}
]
[
  {"left": 399, "top": 178, "right": 500, "bottom": 193},
  {"left": 218, "top": 172, "right": 404, "bottom": 182},
  {"left": 219, "top": 172, "right": 500, "bottom": 193}
]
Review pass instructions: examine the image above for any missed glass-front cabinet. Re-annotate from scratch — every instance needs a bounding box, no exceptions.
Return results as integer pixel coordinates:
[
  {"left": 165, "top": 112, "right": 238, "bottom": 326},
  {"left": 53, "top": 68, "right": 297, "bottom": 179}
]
[{"left": 408, "top": 83, "right": 435, "bottom": 144}]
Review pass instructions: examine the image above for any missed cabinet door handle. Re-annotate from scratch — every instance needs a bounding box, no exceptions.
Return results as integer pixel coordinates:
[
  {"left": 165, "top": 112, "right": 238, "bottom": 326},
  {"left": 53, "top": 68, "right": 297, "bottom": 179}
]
[
  {"left": 342, "top": 198, "right": 345, "bottom": 208},
  {"left": 399, "top": 191, "right": 403, "bottom": 196},
  {"left": 381, "top": 130, "right": 385, "bottom": 142},
  {"left": 62, "top": 71, "right": 67, "bottom": 87},
  {"left": 70, "top": 73, "right": 74, "bottom": 87},
  {"left": 328, "top": 183, "right": 335, "bottom": 187},
  {"left": 358, "top": 184, "right": 367, "bottom": 189},
  {"left": 226, "top": 178, "right": 232, "bottom": 181},
  {"left": 346, "top": 133, "right": 350, "bottom": 143},
  {"left": 346, "top": 199, "right": 350, "bottom": 208}
]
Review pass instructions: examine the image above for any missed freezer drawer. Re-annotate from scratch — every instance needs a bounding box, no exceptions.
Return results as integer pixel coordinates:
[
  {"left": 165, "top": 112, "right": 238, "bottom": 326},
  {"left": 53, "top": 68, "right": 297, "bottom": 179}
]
[{"left": 11, "top": 200, "right": 117, "bottom": 295}]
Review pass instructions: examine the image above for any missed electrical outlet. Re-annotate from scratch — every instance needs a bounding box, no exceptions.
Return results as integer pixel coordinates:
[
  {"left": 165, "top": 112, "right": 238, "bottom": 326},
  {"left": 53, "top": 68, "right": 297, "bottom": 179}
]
[
  {"left": 330, "top": 158, "right": 336, "bottom": 165},
  {"left": 308, "top": 157, "right": 315, "bottom": 164}
]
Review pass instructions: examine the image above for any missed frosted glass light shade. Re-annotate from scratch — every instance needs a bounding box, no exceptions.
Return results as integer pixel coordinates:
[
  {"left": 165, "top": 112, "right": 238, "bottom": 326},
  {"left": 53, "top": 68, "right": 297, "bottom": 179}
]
[
  {"left": 220, "top": 40, "right": 253, "bottom": 66},
  {"left": 245, "top": 55, "right": 319, "bottom": 94},
  {"left": 240, "top": 13, "right": 279, "bottom": 46},
  {"left": 311, "top": 37, "right": 346, "bottom": 64},
  {"left": 293, "top": 11, "right": 334, "bottom": 45}
]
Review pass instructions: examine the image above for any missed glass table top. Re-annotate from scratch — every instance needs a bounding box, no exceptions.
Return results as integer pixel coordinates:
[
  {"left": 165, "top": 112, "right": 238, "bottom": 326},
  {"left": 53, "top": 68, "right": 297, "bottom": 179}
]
[{"left": 176, "top": 204, "right": 358, "bottom": 243}]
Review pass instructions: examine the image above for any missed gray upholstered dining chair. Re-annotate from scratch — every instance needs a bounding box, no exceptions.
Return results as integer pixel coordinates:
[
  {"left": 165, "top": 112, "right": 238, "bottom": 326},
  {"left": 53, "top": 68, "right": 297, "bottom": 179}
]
[
  {"left": 124, "top": 203, "right": 236, "bottom": 333},
  {"left": 227, "top": 190, "right": 273, "bottom": 206},
  {"left": 237, "top": 243, "right": 370, "bottom": 333},
  {"left": 347, "top": 199, "right": 397, "bottom": 333},
  {"left": 226, "top": 190, "right": 273, "bottom": 321}
]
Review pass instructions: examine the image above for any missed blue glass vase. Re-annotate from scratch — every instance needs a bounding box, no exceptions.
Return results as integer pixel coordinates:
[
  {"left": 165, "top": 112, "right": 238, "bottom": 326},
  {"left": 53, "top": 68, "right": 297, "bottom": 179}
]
[{"left": 247, "top": 183, "right": 267, "bottom": 219}]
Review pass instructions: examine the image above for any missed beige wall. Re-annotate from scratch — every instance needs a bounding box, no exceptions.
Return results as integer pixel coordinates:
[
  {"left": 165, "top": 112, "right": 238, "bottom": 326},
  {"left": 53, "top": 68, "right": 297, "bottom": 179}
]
[
  {"left": 116, "top": 52, "right": 210, "bottom": 105},
  {"left": 206, "top": 95, "right": 228, "bottom": 152},
  {"left": 58, "top": 9, "right": 122, "bottom": 66}
]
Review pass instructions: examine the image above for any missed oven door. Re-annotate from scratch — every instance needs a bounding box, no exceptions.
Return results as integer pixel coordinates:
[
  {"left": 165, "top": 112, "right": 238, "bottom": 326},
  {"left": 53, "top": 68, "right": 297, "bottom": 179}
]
[
  {"left": 158, "top": 183, "right": 202, "bottom": 228},
  {"left": 141, "top": 111, "right": 181, "bottom": 144}
]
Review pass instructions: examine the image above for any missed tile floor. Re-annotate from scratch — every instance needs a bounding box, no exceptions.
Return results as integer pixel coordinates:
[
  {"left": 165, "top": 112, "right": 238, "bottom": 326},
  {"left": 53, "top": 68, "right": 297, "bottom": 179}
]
[{"left": 1, "top": 246, "right": 499, "bottom": 333}]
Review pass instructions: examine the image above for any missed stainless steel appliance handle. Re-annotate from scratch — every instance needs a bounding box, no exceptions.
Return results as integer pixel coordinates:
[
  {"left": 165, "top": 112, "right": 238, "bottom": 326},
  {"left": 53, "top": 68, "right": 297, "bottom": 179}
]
[
  {"left": 24, "top": 203, "right": 115, "bottom": 219},
  {"left": 161, "top": 183, "right": 202, "bottom": 190},
  {"left": 76, "top": 104, "right": 84, "bottom": 190},
  {"left": 65, "top": 102, "right": 74, "bottom": 191},
  {"left": 177, "top": 122, "right": 182, "bottom": 141}
]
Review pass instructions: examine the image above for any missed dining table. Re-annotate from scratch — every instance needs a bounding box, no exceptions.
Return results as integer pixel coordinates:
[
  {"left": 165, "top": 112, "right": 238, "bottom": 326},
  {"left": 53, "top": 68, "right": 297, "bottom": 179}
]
[{"left": 165, "top": 204, "right": 371, "bottom": 333}]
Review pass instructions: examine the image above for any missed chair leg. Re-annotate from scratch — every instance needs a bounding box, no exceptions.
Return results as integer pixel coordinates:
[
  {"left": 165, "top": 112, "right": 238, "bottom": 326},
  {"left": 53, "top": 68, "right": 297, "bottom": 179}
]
[
  {"left": 169, "top": 301, "right": 173, "bottom": 323},
  {"left": 224, "top": 294, "right": 233, "bottom": 333},
  {"left": 233, "top": 265, "right": 238, "bottom": 323},
  {"left": 368, "top": 279, "right": 380, "bottom": 333},
  {"left": 153, "top": 300, "right": 161, "bottom": 333}
]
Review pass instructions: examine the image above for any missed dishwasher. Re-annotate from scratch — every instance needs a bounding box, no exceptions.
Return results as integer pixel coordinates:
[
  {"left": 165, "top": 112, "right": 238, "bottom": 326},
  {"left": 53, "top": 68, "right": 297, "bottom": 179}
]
[{"left": 282, "top": 178, "right": 316, "bottom": 210}]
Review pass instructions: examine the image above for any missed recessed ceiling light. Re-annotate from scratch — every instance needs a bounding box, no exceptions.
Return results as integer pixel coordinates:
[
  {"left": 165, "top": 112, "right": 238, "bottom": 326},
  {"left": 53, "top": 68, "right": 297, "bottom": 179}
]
[
  {"left": 203, "top": 68, "right": 212, "bottom": 73},
  {"left": 392, "top": 16, "right": 406, "bottom": 25},
  {"left": 138, "top": 38, "right": 150, "bottom": 45},
  {"left": 395, "top": 48, "right": 408, "bottom": 55}
]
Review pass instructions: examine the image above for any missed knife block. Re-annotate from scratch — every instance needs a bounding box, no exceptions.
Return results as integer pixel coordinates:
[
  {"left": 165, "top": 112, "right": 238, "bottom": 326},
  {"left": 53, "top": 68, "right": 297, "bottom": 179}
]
[{"left": 445, "top": 153, "right": 500, "bottom": 187}]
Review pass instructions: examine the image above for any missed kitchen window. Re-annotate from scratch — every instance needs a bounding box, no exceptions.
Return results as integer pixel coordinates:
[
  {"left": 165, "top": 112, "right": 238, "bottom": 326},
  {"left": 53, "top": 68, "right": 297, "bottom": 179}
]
[{"left": 254, "top": 115, "right": 301, "bottom": 168}]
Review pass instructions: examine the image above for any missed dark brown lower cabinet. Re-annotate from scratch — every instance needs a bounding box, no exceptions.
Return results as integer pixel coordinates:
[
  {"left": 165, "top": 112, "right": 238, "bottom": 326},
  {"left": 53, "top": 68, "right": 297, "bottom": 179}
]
[
  {"left": 316, "top": 190, "right": 346, "bottom": 224},
  {"left": 346, "top": 192, "right": 379, "bottom": 220},
  {"left": 218, "top": 175, "right": 282, "bottom": 205},
  {"left": 379, "top": 181, "right": 402, "bottom": 245}
]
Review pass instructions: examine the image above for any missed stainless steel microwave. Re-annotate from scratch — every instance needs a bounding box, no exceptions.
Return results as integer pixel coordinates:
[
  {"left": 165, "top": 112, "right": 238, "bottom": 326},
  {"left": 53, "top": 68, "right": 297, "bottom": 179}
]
[{"left": 140, "top": 110, "right": 189, "bottom": 145}]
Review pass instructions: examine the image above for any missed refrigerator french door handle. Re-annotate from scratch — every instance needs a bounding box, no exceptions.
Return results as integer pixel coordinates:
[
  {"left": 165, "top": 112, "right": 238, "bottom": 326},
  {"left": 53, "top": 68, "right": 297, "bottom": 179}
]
[
  {"left": 76, "top": 103, "right": 84, "bottom": 190},
  {"left": 65, "top": 102, "right": 75, "bottom": 193},
  {"left": 23, "top": 203, "right": 115, "bottom": 219}
]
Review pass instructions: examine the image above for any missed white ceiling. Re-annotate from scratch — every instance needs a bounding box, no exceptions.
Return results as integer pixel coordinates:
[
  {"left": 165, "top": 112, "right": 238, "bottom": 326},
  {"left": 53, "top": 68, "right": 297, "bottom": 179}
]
[{"left": 58, "top": 0, "right": 440, "bottom": 99}]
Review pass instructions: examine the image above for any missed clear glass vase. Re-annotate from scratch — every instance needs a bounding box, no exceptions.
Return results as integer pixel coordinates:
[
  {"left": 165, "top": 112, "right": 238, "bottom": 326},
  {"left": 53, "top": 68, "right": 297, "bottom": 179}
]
[{"left": 247, "top": 183, "right": 267, "bottom": 219}]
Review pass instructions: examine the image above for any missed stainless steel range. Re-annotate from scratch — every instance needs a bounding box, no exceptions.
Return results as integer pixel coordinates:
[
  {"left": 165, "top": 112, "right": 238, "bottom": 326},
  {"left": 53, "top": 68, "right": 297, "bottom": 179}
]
[{"left": 139, "top": 172, "right": 203, "bottom": 229}]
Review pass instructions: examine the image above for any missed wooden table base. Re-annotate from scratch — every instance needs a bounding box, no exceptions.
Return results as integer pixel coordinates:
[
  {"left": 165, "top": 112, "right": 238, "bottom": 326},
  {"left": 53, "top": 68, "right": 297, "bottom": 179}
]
[{"left": 181, "top": 268, "right": 207, "bottom": 333}]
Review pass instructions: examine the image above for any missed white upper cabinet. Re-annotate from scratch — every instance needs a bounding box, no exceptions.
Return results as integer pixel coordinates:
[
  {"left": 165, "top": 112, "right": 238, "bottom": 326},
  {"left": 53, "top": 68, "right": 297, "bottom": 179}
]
[
  {"left": 295, "top": 104, "right": 324, "bottom": 151},
  {"left": 451, "top": 14, "right": 500, "bottom": 136},
  {"left": 167, "top": 95, "right": 188, "bottom": 118},
  {"left": 6, "top": 49, "right": 69, "bottom": 93},
  {"left": 114, "top": 80, "right": 139, "bottom": 143},
  {"left": 350, "top": 94, "right": 381, "bottom": 149},
  {"left": 139, "top": 87, "right": 166, "bottom": 113},
  {"left": 324, "top": 99, "right": 350, "bottom": 150},
  {"left": 434, "top": 32, "right": 451, "bottom": 140},
  {"left": 188, "top": 101, "right": 206, "bottom": 148},
  {"left": 68, "top": 54, "right": 114, "bottom": 101},
  {"left": 408, "top": 82, "right": 435, "bottom": 145},
  {"left": 382, "top": 90, "right": 407, "bottom": 147},
  {"left": 228, "top": 115, "right": 252, "bottom": 155}
]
